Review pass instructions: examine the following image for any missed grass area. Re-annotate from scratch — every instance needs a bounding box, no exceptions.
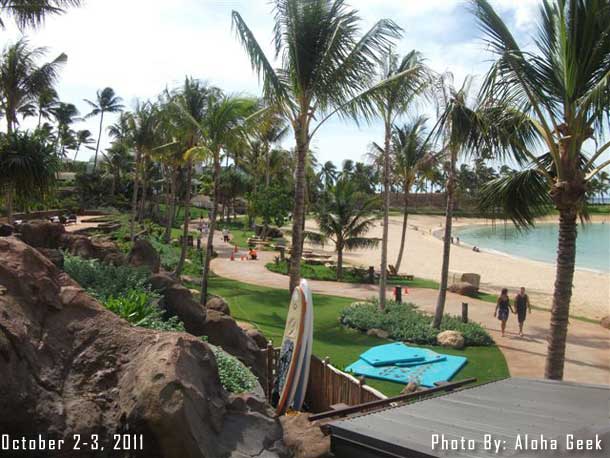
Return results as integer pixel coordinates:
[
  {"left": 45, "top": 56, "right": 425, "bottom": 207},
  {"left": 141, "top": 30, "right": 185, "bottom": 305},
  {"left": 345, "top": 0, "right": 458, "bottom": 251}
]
[
  {"left": 587, "top": 204, "right": 610, "bottom": 215},
  {"left": 190, "top": 276, "right": 509, "bottom": 397},
  {"left": 266, "top": 259, "right": 439, "bottom": 289}
]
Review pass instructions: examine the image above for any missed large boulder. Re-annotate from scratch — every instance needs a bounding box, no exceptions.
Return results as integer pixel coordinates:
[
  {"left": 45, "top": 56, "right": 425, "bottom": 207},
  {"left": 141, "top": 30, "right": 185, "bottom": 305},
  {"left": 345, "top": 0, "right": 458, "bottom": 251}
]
[
  {"left": 0, "top": 223, "right": 14, "bottom": 237},
  {"left": 207, "top": 295, "right": 231, "bottom": 315},
  {"left": 436, "top": 330, "right": 465, "bottom": 349},
  {"left": 0, "top": 237, "right": 286, "bottom": 457},
  {"left": 149, "top": 272, "right": 207, "bottom": 336},
  {"left": 17, "top": 220, "right": 65, "bottom": 248},
  {"left": 128, "top": 239, "right": 160, "bottom": 273},
  {"left": 601, "top": 316, "right": 610, "bottom": 330},
  {"left": 61, "top": 233, "right": 126, "bottom": 265},
  {"left": 448, "top": 281, "right": 479, "bottom": 297},
  {"left": 203, "top": 310, "right": 267, "bottom": 385},
  {"left": 38, "top": 248, "right": 64, "bottom": 269}
]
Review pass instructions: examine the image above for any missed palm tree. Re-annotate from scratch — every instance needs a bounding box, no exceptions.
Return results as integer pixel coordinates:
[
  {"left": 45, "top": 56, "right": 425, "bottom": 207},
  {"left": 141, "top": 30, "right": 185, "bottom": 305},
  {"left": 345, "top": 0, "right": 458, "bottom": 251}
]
[
  {"left": 360, "top": 48, "right": 431, "bottom": 309},
  {"left": 390, "top": 117, "right": 435, "bottom": 272},
  {"left": 233, "top": 0, "right": 417, "bottom": 294},
  {"left": 0, "top": 0, "right": 81, "bottom": 29},
  {"left": 51, "top": 102, "right": 79, "bottom": 156},
  {"left": 84, "top": 87, "right": 124, "bottom": 172},
  {"left": 176, "top": 90, "right": 257, "bottom": 302},
  {"left": 126, "top": 101, "right": 158, "bottom": 241},
  {"left": 306, "top": 177, "right": 380, "bottom": 280},
  {"left": 0, "top": 39, "right": 66, "bottom": 135},
  {"left": 36, "top": 87, "right": 58, "bottom": 127},
  {"left": 101, "top": 141, "right": 131, "bottom": 197},
  {"left": 318, "top": 161, "right": 338, "bottom": 191},
  {"left": 73, "top": 129, "right": 94, "bottom": 161},
  {"left": 472, "top": 0, "right": 610, "bottom": 380}
]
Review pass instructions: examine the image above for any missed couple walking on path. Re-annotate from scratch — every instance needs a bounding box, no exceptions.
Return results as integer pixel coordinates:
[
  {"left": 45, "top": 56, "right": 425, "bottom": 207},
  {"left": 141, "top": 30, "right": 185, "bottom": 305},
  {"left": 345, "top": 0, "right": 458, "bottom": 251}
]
[{"left": 495, "top": 287, "right": 532, "bottom": 337}]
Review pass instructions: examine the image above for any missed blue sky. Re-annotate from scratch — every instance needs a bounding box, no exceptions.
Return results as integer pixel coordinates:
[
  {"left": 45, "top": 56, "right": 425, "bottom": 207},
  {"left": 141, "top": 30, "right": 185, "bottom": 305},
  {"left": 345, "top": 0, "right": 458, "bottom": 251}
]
[{"left": 0, "top": 0, "right": 546, "bottom": 166}]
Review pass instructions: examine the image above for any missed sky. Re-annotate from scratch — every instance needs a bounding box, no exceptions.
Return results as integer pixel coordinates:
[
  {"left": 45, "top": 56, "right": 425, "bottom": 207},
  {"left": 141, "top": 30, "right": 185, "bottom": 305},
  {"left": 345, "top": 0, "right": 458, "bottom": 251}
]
[{"left": 0, "top": 0, "right": 552, "bottom": 167}]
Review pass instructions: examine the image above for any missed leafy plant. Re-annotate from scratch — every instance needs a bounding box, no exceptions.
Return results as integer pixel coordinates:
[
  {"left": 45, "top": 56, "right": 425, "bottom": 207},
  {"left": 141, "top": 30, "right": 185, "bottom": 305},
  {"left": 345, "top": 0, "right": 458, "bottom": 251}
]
[
  {"left": 63, "top": 254, "right": 149, "bottom": 300},
  {"left": 340, "top": 300, "right": 493, "bottom": 346},
  {"left": 104, "top": 289, "right": 160, "bottom": 324},
  {"left": 210, "top": 345, "right": 258, "bottom": 394}
]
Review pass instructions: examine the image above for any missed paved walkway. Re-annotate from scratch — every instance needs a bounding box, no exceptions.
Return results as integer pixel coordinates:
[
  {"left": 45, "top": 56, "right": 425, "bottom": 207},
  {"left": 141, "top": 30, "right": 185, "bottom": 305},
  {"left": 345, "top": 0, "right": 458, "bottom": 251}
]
[{"left": 211, "top": 239, "right": 610, "bottom": 386}]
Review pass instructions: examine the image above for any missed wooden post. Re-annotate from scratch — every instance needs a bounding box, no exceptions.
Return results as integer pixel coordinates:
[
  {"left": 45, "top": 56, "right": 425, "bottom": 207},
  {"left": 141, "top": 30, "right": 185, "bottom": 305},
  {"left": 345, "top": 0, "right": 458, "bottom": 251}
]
[
  {"left": 196, "top": 237, "right": 201, "bottom": 250},
  {"left": 323, "top": 357, "right": 330, "bottom": 410},
  {"left": 368, "top": 266, "right": 375, "bottom": 284},
  {"left": 358, "top": 377, "right": 366, "bottom": 404},
  {"left": 266, "top": 341, "right": 274, "bottom": 400},
  {"left": 279, "top": 247, "right": 285, "bottom": 262},
  {"left": 461, "top": 302, "right": 468, "bottom": 323}
]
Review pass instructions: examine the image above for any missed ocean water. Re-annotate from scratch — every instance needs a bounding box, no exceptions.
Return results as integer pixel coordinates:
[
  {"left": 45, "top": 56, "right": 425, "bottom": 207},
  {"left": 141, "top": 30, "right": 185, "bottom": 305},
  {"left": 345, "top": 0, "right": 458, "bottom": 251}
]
[{"left": 455, "top": 223, "right": 610, "bottom": 273}]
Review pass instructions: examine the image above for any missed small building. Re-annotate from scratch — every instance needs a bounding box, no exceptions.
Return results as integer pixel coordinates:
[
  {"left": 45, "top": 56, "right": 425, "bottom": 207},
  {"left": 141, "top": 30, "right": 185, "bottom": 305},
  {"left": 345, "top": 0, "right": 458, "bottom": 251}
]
[{"left": 327, "top": 378, "right": 609, "bottom": 457}]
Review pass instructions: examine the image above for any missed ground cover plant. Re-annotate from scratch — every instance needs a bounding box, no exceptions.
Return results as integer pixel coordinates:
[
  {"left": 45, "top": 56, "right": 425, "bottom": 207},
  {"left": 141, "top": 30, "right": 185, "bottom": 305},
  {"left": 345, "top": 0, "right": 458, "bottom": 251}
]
[{"left": 340, "top": 299, "right": 493, "bottom": 346}]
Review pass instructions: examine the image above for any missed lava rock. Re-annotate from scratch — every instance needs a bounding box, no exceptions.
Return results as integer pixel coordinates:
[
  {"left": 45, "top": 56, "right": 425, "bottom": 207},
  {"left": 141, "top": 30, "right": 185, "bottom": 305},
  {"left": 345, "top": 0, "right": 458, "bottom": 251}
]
[
  {"left": 128, "top": 239, "right": 160, "bottom": 273},
  {"left": 436, "top": 330, "right": 465, "bottom": 349}
]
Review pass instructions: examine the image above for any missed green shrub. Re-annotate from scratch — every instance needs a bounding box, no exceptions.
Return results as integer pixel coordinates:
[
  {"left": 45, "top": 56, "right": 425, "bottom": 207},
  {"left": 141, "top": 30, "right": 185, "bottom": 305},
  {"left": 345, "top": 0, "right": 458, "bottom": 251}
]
[
  {"left": 340, "top": 300, "right": 493, "bottom": 346},
  {"left": 64, "top": 254, "right": 149, "bottom": 300},
  {"left": 210, "top": 345, "right": 258, "bottom": 394},
  {"left": 104, "top": 289, "right": 160, "bottom": 323}
]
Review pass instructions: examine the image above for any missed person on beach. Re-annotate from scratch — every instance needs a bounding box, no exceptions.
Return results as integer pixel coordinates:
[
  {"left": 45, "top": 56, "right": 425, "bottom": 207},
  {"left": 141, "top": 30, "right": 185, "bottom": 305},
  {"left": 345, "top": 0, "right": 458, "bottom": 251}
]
[
  {"left": 494, "top": 288, "right": 514, "bottom": 337},
  {"left": 514, "top": 287, "right": 532, "bottom": 337}
]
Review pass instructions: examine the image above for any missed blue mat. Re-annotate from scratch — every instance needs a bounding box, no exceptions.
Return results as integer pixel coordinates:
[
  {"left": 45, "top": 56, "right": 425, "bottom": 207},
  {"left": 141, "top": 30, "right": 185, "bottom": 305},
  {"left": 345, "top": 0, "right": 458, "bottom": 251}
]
[
  {"left": 346, "top": 349, "right": 467, "bottom": 387},
  {"left": 360, "top": 342, "right": 426, "bottom": 367},
  {"left": 396, "top": 349, "right": 446, "bottom": 367}
]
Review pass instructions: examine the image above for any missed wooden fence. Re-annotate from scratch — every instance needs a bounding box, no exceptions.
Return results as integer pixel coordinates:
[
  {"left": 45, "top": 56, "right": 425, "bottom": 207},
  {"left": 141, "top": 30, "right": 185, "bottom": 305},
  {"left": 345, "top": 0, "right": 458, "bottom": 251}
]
[{"left": 262, "top": 344, "right": 385, "bottom": 413}]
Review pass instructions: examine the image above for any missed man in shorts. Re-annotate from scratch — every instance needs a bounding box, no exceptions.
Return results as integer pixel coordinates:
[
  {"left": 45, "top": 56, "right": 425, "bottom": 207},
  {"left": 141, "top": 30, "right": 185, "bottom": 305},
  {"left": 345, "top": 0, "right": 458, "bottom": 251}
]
[{"left": 514, "top": 287, "right": 532, "bottom": 337}]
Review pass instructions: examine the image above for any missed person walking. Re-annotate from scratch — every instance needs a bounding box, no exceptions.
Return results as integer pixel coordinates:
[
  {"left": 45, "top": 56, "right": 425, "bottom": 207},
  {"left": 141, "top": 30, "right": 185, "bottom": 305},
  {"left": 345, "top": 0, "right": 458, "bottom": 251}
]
[
  {"left": 514, "top": 287, "right": 532, "bottom": 337},
  {"left": 494, "top": 288, "right": 514, "bottom": 337}
]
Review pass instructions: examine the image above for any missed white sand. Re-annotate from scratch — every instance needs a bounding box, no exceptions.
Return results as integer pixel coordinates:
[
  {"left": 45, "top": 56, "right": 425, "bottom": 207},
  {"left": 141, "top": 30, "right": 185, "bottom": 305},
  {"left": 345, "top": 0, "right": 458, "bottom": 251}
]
[{"left": 304, "top": 214, "right": 610, "bottom": 320}]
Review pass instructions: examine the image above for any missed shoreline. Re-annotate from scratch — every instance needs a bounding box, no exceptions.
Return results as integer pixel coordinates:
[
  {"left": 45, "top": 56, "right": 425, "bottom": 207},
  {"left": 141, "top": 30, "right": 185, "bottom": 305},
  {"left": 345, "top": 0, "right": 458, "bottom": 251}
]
[
  {"left": 431, "top": 221, "right": 610, "bottom": 275},
  {"left": 304, "top": 214, "right": 610, "bottom": 321}
]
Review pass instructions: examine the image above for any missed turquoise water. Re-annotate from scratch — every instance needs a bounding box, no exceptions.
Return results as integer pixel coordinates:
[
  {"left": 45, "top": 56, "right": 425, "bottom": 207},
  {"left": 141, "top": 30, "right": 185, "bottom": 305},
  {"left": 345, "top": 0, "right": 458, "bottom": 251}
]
[{"left": 455, "top": 223, "right": 610, "bottom": 272}]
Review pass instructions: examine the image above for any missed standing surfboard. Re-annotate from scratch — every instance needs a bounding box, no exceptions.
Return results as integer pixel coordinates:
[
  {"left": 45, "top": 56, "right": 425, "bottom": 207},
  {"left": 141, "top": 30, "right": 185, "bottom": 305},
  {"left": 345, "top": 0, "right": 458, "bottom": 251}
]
[
  {"left": 291, "top": 279, "right": 314, "bottom": 410},
  {"left": 273, "top": 285, "right": 307, "bottom": 415}
]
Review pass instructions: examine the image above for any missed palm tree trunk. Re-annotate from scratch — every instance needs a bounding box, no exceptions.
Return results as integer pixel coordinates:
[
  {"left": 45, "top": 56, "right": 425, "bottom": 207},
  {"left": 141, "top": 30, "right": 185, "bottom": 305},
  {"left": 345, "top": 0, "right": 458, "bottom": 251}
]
[
  {"left": 201, "top": 150, "right": 221, "bottom": 305},
  {"left": 432, "top": 149, "right": 456, "bottom": 328},
  {"left": 395, "top": 190, "right": 409, "bottom": 272},
  {"left": 379, "top": 120, "right": 391, "bottom": 310},
  {"left": 545, "top": 207, "right": 578, "bottom": 380},
  {"left": 73, "top": 143, "right": 81, "bottom": 162},
  {"left": 175, "top": 160, "right": 193, "bottom": 276},
  {"left": 164, "top": 169, "right": 178, "bottom": 243},
  {"left": 288, "top": 122, "right": 309, "bottom": 294},
  {"left": 129, "top": 149, "right": 141, "bottom": 241},
  {"left": 138, "top": 155, "right": 149, "bottom": 221},
  {"left": 336, "top": 245, "right": 343, "bottom": 281},
  {"left": 93, "top": 111, "right": 104, "bottom": 172}
]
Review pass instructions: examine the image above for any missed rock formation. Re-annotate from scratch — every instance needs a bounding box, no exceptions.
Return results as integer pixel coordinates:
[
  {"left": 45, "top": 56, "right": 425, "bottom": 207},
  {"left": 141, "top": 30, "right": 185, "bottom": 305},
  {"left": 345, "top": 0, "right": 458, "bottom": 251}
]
[
  {"left": 127, "top": 239, "right": 160, "bottom": 273},
  {"left": 0, "top": 237, "right": 286, "bottom": 458}
]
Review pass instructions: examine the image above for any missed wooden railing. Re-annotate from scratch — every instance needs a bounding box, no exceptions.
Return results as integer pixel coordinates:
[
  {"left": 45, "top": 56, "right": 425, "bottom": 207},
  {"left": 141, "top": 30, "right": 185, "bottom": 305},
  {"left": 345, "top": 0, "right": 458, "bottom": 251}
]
[{"left": 261, "top": 344, "right": 385, "bottom": 413}]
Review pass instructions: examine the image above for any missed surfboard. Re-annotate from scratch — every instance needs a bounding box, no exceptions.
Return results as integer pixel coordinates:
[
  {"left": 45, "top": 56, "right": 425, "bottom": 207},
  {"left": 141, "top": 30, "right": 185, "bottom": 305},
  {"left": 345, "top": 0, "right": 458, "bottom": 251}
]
[
  {"left": 273, "top": 285, "right": 307, "bottom": 415},
  {"left": 291, "top": 279, "right": 314, "bottom": 410}
]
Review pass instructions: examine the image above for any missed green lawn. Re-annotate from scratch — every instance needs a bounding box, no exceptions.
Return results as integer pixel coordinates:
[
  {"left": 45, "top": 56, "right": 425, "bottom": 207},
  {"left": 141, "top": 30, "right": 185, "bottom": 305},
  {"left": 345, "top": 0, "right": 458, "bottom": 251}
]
[
  {"left": 266, "top": 259, "right": 439, "bottom": 289},
  {"left": 196, "top": 276, "right": 509, "bottom": 397}
]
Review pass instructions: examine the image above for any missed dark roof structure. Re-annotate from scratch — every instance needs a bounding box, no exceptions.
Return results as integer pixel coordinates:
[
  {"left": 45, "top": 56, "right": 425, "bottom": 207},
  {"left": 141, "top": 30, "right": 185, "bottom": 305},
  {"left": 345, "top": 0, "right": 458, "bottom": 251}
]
[{"left": 327, "top": 378, "right": 609, "bottom": 457}]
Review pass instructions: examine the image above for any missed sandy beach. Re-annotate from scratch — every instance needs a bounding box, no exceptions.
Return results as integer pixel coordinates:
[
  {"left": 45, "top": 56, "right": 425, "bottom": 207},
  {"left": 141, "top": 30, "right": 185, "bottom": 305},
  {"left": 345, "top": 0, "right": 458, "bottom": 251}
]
[{"left": 304, "top": 214, "right": 610, "bottom": 321}]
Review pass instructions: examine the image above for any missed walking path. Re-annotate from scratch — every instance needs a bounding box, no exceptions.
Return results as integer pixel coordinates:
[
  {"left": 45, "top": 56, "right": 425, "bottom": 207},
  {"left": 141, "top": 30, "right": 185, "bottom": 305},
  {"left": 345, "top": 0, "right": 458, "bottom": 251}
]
[{"left": 211, "top": 239, "right": 610, "bottom": 386}]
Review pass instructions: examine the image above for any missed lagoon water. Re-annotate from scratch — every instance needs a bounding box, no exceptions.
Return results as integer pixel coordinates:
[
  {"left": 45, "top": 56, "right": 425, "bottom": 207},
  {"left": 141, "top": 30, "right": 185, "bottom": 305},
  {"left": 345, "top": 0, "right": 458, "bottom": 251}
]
[{"left": 455, "top": 223, "right": 610, "bottom": 273}]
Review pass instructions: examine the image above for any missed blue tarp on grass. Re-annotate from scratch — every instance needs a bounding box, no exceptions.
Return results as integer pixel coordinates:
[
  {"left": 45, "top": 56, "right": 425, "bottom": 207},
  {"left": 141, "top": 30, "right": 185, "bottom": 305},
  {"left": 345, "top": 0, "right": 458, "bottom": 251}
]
[{"left": 346, "top": 344, "right": 467, "bottom": 387}]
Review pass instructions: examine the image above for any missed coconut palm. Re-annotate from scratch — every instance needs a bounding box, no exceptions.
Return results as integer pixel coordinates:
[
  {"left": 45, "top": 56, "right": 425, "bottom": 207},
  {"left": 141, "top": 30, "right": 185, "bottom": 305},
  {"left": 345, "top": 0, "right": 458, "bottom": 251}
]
[
  {"left": 125, "top": 101, "right": 158, "bottom": 241},
  {"left": 101, "top": 141, "right": 131, "bottom": 197},
  {"left": 73, "top": 129, "right": 94, "bottom": 161},
  {"left": 472, "top": 0, "right": 610, "bottom": 380},
  {"left": 233, "top": 0, "right": 420, "bottom": 293},
  {"left": 0, "top": 39, "right": 66, "bottom": 135},
  {"left": 35, "top": 87, "right": 58, "bottom": 127},
  {"left": 0, "top": 0, "right": 81, "bottom": 29},
  {"left": 306, "top": 177, "right": 380, "bottom": 280},
  {"left": 51, "top": 101, "right": 79, "bottom": 156},
  {"left": 318, "top": 161, "right": 338, "bottom": 191},
  {"left": 84, "top": 87, "right": 124, "bottom": 171},
  {"left": 390, "top": 117, "right": 435, "bottom": 272},
  {"left": 175, "top": 89, "right": 257, "bottom": 302},
  {"left": 360, "top": 48, "right": 431, "bottom": 309}
]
